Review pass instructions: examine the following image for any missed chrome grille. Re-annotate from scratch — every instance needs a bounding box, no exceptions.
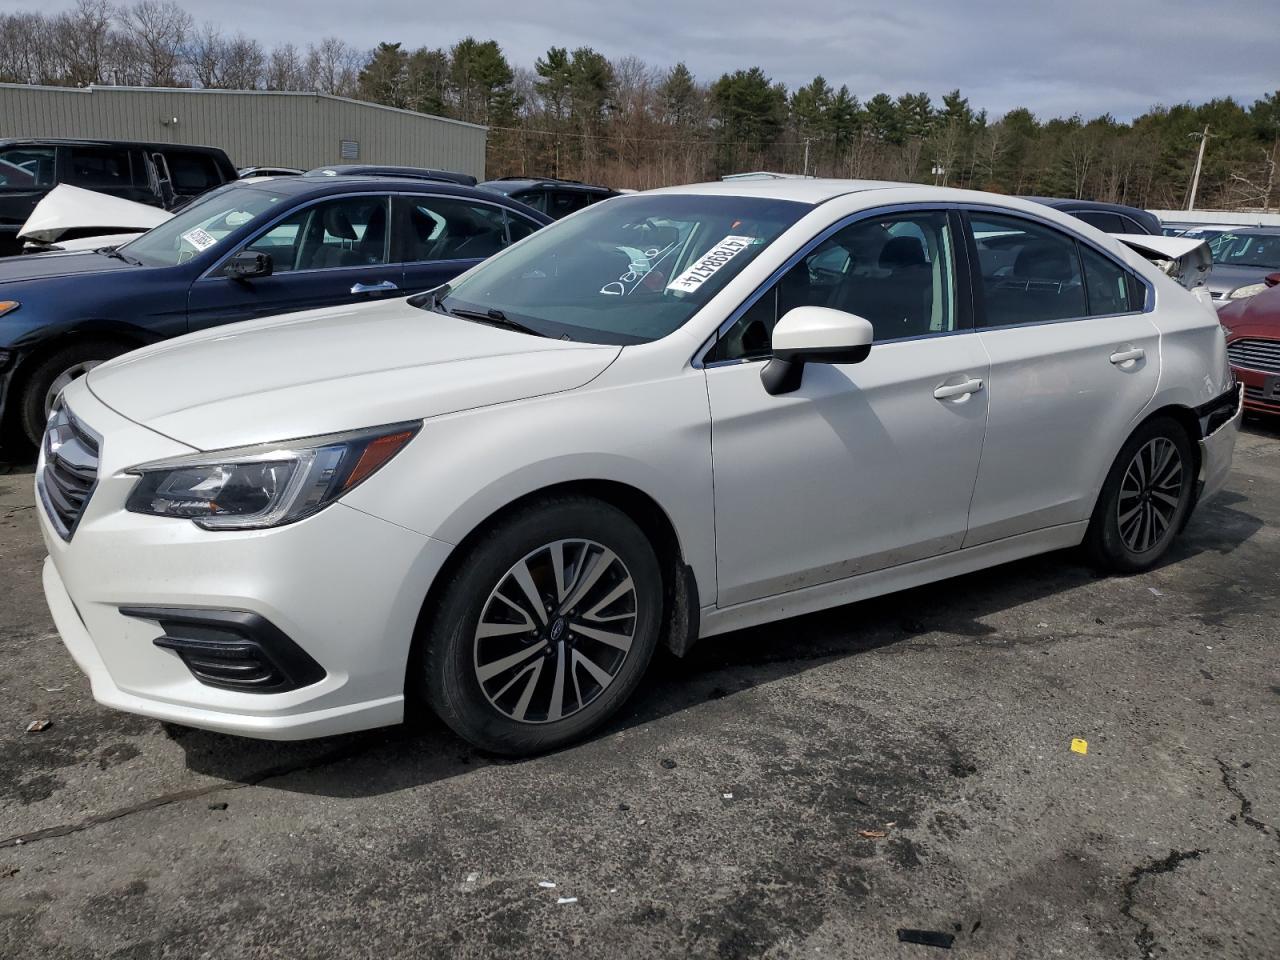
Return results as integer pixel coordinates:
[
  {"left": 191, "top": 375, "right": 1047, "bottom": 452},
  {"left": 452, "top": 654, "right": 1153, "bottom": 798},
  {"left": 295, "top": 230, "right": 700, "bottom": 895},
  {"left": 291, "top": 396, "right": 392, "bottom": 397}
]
[
  {"left": 1227, "top": 337, "right": 1280, "bottom": 374},
  {"left": 37, "top": 404, "right": 100, "bottom": 540}
]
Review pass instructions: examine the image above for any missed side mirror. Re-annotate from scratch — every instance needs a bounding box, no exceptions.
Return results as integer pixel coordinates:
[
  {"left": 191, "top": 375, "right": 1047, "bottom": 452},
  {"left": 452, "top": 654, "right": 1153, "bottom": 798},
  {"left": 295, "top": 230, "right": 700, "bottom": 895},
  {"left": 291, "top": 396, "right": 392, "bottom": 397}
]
[
  {"left": 225, "top": 250, "right": 273, "bottom": 281},
  {"left": 1265, "top": 272, "right": 1280, "bottom": 288},
  {"left": 761, "top": 306, "right": 875, "bottom": 396}
]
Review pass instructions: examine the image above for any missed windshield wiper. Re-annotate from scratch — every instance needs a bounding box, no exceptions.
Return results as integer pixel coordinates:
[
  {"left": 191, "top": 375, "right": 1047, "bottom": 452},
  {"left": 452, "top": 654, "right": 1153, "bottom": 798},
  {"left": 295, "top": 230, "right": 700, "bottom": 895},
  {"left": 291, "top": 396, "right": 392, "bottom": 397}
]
[
  {"left": 100, "top": 247, "right": 142, "bottom": 266},
  {"left": 443, "top": 305, "right": 548, "bottom": 338}
]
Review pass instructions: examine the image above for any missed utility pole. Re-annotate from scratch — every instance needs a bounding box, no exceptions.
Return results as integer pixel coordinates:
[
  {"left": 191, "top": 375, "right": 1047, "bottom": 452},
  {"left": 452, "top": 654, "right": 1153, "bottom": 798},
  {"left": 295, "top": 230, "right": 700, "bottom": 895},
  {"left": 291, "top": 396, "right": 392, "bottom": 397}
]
[
  {"left": 802, "top": 138, "right": 811, "bottom": 177},
  {"left": 1187, "top": 125, "right": 1211, "bottom": 211}
]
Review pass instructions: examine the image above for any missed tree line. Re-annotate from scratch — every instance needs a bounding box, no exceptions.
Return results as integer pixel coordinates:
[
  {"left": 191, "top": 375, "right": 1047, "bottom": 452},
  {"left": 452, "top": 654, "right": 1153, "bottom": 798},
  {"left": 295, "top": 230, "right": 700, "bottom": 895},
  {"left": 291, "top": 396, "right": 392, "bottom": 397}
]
[{"left": 3, "top": 0, "right": 1278, "bottom": 210}]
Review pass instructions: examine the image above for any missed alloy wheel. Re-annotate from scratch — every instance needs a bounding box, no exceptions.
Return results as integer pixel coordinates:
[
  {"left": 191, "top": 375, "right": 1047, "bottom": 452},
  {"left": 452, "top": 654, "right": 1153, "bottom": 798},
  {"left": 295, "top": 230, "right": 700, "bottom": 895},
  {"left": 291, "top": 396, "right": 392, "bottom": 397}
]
[
  {"left": 1116, "top": 436, "right": 1184, "bottom": 553},
  {"left": 44, "top": 360, "right": 104, "bottom": 417},
  {"left": 473, "top": 539, "right": 638, "bottom": 724}
]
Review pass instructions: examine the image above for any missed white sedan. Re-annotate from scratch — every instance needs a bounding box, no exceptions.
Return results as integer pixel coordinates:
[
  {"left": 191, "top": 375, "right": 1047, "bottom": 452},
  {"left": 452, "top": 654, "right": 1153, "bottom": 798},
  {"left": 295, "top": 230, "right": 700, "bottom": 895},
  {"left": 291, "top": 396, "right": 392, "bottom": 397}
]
[{"left": 36, "top": 180, "right": 1241, "bottom": 755}]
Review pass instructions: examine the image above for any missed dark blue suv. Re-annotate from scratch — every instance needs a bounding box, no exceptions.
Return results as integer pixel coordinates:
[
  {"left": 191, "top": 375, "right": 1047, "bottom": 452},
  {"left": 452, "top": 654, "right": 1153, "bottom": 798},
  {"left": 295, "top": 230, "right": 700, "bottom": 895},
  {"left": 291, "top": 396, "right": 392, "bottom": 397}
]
[{"left": 0, "top": 176, "right": 550, "bottom": 448}]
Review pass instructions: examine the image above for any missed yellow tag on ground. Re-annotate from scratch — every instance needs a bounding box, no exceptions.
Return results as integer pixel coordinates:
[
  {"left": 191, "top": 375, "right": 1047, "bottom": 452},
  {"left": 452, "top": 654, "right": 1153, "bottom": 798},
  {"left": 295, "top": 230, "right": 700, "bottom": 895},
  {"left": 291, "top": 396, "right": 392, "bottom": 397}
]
[{"left": 1071, "top": 738, "right": 1088, "bottom": 755}]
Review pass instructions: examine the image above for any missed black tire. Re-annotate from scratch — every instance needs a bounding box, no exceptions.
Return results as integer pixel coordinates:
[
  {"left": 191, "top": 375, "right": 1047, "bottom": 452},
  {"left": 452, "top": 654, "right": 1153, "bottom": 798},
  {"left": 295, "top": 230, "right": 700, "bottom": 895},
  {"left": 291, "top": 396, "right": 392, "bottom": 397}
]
[
  {"left": 17, "top": 340, "right": 126, "bottom": 446},
  {"left": 1085, "top": 416, "right": 1195, "bottom": 573},
  {"left": 422, "top": 496, "right": 663, "bottom": 756}
]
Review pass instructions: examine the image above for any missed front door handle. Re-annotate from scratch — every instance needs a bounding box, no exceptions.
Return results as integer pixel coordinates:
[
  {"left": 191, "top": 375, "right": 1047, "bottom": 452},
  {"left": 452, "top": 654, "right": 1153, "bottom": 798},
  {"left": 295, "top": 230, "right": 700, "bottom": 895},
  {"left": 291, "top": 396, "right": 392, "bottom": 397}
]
[
  {"left": 351, "top": 280, "right": 399, "bottom": 294},
  {"left": 1110, "top": 347, "right": 1145, "bottom": 365},
  {"left": 934, "top": 378, "right": 984, "bottom": 400}
]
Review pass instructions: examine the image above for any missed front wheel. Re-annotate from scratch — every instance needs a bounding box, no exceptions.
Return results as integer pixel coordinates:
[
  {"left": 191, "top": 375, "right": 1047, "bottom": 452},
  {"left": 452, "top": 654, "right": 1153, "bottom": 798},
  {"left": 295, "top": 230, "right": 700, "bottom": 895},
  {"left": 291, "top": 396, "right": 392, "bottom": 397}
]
[
  {"left": 1085, "top": 417, "right": 1195, "bottom": 573},
  {"left": 421, "top": 497, "right": 663, "bottom": 756},
  {"left": 18, "top": 340, "right": 125, "bottom": 446}
]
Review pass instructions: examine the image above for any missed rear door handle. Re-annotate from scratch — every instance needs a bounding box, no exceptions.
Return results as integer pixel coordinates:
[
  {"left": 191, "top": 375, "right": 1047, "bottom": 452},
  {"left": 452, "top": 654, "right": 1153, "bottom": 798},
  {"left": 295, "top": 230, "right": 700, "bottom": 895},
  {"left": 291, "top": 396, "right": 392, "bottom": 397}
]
[
  {"left": 933, "top": 378, "right": 984, "bottom": 400},
  {"left": 1110, "top": 347, "right": 1145, "bottom": 365},
  {"left": 351, "top": 280, "right": 399, "bottom": 294}
]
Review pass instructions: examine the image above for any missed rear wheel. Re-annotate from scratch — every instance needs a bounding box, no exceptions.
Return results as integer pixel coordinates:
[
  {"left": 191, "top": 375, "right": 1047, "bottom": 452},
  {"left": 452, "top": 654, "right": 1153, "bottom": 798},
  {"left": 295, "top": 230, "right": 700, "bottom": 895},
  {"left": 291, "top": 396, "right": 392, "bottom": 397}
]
[
  {"left": 421, "top": 497, "right": 663, "bottom": 755},
  {"left": 1085, "top": 417, "right": 1195, "bottom": 573},
  {"left": 18, "top": 340, "right": 125, "bottom": 446}
]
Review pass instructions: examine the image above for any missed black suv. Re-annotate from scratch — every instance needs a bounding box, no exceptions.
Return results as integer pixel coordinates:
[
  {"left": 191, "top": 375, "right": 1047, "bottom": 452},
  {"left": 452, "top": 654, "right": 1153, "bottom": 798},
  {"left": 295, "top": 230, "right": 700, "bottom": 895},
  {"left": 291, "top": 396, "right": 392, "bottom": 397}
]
[
  {"left": 480, "top": 177, "right": 620, "bottom": 219},
  {"left": 1026, "top": 197, "right": 1160, "bottom": 236},
  {"left": 0, "top": 139, "right": 238, "bottom": 255}
]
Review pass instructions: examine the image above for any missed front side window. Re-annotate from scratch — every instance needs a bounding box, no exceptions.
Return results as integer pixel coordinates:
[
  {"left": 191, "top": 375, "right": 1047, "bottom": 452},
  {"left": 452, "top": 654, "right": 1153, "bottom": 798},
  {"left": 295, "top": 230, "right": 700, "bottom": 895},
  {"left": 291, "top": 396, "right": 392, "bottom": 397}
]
[
  {"left": 241, "top": 195, "right": 390, "bottom": 272},
  {"left": 512, "top": 190, "right": 547, "bottom": 214},
  {"left": 66, "top": 147, "right": 132, "bottom": 188},
  {"left": 550, "top": 191, "right": 590, "bottom": 218},
  {"left": 712, "top": 210, "right": 958, "bottom": 362},
  {"left": 403, "top": 197, "right": 508, "bottom": 262},
  {"left": 970, "top": 213, "right": 1086, "bottom": 326},
  {"left": 122, "top": 184, "right": 288, "bottom": 266},
  {"left": 429, "top": 193, "right": 806, "bottom": 344},
  {"left": 1073, "top": 210, "right": 1125, "bottom": 234},
  {"left": 0, "top": 146, "right": 55, "bottom": 188}
]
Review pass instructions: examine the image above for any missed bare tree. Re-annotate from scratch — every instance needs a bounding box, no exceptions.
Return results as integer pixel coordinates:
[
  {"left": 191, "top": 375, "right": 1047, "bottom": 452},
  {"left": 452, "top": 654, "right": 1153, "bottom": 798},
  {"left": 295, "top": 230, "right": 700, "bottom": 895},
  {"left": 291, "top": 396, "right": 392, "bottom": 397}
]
[
  {"left": 305, "top": 37, "right": 360, "bottom": 96},
  {"left": 120, "top": 0, "right": 192, "bottom": 86},
  {"left": 0, "top": 12, "right": 60, "bottom": 84},
  {"left": 265, "top": 42, "right": 306, "bottom": 90},
  {"left": 50, "top": 0, "right": 114, "bottom": 86}
]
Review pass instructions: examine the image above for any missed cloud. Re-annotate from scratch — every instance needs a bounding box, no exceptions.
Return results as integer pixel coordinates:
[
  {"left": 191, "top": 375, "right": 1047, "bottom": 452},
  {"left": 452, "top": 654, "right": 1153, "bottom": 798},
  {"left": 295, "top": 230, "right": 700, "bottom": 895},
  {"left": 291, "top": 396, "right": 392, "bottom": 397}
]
[{"left": 52, "top": 0, "right": 1280, "bottom": 119}]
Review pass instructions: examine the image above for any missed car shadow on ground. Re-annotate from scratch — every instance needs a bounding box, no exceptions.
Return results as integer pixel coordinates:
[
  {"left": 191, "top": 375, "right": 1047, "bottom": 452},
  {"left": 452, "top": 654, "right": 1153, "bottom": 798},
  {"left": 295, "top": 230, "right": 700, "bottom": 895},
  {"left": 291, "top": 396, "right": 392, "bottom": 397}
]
[{"left": 171, "top": 481, "right": 1264, "bottom": 799}]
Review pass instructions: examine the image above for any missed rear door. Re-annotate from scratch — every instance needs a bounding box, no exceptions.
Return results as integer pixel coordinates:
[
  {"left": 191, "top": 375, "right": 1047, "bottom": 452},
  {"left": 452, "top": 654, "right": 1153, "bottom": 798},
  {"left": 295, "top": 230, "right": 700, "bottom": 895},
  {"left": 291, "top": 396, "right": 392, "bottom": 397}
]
[
  {"left": 961, "top": 209, "right": 1160, "bottom": 545},
  {"left": 187, "top": 193, "right": 402, "bottom": 332},
  {"left": 395, "top": 195, "right": 539, "bottom": 295},
  {"left": 61, "top": 144, "right": 155, "bottom": 205}
]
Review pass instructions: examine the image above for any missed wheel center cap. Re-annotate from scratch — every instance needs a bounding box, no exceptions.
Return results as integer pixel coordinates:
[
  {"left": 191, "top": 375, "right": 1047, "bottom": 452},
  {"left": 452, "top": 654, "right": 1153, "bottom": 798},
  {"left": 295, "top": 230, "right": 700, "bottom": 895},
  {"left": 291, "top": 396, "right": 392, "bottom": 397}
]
[{"left": 549, "top": 617, "right": 568, "bottom": 642}]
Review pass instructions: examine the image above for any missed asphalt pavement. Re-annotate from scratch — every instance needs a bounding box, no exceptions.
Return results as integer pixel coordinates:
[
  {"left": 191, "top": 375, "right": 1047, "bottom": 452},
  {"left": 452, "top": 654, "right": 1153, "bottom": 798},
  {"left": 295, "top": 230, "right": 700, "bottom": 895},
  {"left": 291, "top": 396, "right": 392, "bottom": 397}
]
[{"left": 1, "top": 420, "right": 1277, "bottom": 959}]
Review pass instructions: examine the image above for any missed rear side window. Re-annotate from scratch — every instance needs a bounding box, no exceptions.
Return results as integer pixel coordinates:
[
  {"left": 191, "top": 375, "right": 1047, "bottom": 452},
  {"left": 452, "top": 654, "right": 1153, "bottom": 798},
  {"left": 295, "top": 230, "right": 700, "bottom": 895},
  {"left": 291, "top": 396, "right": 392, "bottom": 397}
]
[
  {"left": 969, "top": 214, "right": 1086, "bottom": 326},
  {"left": 164, "top": 151, "right": 222, "bottom": 193},
  {"left": 1079, "top": 244, "right": 1135, "bottom": 315},
  {"left": 1073, "top": 210, "right": 1125, "bottom": 234},
  {"left": 402, "top": 197, "right": 509, "bottom": 262},
  {"left": 0, "top": 146, "right": 56, "bottom": 188},
  {"left": 66, "top": 146, "right": 133, "bottom": 188},
  {"left": 550, "top": 191, "right": 591, "bottom": 218}
]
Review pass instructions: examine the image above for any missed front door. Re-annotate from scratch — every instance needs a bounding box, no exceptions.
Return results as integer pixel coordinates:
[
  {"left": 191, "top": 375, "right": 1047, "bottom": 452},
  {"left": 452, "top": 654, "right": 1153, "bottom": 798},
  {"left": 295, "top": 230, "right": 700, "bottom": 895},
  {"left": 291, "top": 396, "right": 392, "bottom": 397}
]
[
  {"left": 187, "top": 194, "right": 402, "bottom": 332},
  {"left": 960, "top": 210, "right": 1161, "bottom": 545},
  {"left": 705, "top": 209, "right": 990, "bottom": 607}
]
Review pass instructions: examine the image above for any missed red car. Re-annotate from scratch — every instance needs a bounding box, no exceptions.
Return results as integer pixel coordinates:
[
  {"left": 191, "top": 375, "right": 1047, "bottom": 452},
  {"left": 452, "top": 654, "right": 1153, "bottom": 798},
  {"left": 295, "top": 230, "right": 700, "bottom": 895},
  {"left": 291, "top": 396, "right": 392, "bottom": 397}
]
[{"left": 1218, "top": 275, "right": 1280, "bottom": 415}]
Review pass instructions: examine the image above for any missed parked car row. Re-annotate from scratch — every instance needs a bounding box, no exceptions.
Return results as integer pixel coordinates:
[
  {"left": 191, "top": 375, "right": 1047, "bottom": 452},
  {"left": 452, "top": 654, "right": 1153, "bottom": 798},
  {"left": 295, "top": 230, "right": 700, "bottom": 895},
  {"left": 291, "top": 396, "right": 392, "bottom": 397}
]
[{"left": 0, "top": 175, "right": 551, "bottom": 447}]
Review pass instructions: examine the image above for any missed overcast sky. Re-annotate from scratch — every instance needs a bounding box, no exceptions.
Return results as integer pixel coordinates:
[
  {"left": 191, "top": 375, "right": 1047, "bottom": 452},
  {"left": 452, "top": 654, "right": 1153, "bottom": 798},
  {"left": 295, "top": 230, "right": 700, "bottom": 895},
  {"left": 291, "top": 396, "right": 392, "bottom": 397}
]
[{"left": 33, "top": 0, "right": 1280, "bottom": 119}]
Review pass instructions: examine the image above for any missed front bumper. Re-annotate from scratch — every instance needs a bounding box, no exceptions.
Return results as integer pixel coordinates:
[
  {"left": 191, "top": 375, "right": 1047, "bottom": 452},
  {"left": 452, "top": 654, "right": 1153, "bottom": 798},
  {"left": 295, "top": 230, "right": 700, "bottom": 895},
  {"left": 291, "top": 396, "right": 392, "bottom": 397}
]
[{"left": 37, "top": 382, "right": 453, "bottom": 740}]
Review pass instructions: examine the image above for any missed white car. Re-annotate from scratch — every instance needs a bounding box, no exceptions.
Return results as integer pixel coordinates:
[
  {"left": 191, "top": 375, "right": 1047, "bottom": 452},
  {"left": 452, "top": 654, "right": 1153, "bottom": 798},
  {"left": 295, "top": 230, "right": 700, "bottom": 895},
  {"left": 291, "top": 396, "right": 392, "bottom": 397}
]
[{"left": 36, "top": 180, "right": 1242, "bottom": 755}]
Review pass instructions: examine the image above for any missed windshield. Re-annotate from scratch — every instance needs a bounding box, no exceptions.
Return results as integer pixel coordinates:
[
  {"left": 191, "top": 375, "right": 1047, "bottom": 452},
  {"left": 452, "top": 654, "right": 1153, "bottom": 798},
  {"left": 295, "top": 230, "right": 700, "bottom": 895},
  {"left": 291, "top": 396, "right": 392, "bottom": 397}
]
[
  {"left": 121, "top": 184, "right": 290, "bottom": 267},
  {"left": 1209, "top": 232, "right": 1280, "bottom": 268},
  {"left": 426, "top": 193, "right": 807, "bottom": 344}
]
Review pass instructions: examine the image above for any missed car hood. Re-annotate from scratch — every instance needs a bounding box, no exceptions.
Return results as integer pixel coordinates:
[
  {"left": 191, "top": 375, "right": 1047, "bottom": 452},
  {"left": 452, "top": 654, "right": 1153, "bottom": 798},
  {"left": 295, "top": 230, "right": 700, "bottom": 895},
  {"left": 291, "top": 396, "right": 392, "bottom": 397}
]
[
  {"left": 1218, "top": 283, "right": 1280, "bottom": 340},
  {"left": 1206, "top": 264, "right": 1273, "bottom": 297},
  {"left": 86, "top": 297, "right": 622, "bottom": 450},
  {"left": 0, "top": 249, "right": 137, "bottom": 284},
  {"left": 19, "top": 184, "right": 171, "bottom": 243}
]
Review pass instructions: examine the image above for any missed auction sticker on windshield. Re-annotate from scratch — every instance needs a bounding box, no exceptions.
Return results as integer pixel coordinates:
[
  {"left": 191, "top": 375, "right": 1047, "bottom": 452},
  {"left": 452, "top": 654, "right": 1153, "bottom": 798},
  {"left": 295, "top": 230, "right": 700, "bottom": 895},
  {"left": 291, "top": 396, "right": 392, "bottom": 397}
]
[
  {"left": 181, "top": 228, "right": 218, "bottom": 252},
  {"left": 666, "top": 235, "right": 755, "bottom": 294}
]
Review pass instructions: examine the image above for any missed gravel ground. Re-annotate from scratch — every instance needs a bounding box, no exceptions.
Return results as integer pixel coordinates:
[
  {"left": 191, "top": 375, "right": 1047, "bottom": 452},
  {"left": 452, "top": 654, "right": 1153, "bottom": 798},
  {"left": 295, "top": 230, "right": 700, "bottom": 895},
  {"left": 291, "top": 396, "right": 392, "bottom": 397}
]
[{"left": 0, "top": 420, "right": 1277, "bottom": 960}]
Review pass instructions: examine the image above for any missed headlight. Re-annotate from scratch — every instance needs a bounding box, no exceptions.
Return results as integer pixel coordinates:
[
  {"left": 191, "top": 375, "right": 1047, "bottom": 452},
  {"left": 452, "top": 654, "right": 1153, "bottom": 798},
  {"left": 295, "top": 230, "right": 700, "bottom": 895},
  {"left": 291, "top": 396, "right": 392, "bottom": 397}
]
[
  {"left": 0, "top": 300, "right": 20, "bottom": 318},
  {"left": 1228, "top": 282, "right": 1266, "bottom": 300},
  {"left": 125, "top": 422, "right": 419, "bottom": 529}
]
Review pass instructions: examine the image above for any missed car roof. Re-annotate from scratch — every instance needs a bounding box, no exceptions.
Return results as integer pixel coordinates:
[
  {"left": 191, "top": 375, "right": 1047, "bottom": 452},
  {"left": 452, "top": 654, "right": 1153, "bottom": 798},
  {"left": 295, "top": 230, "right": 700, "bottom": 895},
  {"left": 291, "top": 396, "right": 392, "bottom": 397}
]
[
  {"left": 1216, "top": 226, "right": 1280, "bottom": 236},
  {"left": 225, "top": 175, "right": 552, "bottom": 221},
  {"left": 482, "top": 177, "right": 612, "bottom": 193},
  {"left": 642, "top": 178, "right": 917, "bottom": 204},
  {"left": 1026, "top": 196, "right": 1149, "bottom": 216},
  {"left": 0, "top": 136, "right": 226, "bottom": 153}
]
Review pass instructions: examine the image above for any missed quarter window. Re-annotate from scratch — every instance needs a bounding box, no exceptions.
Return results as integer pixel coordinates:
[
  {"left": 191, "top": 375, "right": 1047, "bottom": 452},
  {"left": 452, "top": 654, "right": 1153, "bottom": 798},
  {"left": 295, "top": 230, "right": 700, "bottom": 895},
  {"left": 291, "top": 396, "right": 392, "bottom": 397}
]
[
  {"left": 241, "top": 195, "right": 390, "bottom": 273},
  {"left": 506, "top": 215, "right": 540, "bottom": 243},
  {"left": 712, "top": 210, "right": 957, "bottom": 362},
  {"left": 969, "top": 214, "right": 1086, "bottom": 327}
]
